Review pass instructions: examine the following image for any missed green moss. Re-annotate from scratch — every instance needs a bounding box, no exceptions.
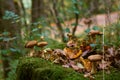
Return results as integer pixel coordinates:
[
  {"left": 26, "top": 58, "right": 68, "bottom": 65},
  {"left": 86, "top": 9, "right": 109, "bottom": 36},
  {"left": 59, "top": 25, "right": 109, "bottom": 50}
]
[
  {"left": 16, "top": 57, "right": 87, "bottom": 80},
  {"left": 16, "top": 57, "right": 120, "bottom": 80},
  {"left": 94, "top": 68, "right": 120, "bottom": 80}
]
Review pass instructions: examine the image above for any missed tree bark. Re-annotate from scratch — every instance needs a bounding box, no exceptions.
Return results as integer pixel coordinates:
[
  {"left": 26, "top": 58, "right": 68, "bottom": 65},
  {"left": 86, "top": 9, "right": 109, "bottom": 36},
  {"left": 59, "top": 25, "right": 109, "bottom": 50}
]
[
  {"left": 0, "top": 0, "right": 21, "bottom": 78},
  {"left": 32, "top": 0, "right": 44, "bottom": 22},
  {"left": 0, "top": 0, "right": 20, "bottom": 35}
]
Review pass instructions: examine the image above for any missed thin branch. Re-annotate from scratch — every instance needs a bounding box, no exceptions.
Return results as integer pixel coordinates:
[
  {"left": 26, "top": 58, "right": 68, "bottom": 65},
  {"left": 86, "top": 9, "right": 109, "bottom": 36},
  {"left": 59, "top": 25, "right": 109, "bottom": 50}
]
[
  {"left": 72, "top": 2, "right": 79, "bottom": 36},
  {"left": 52, "top": 0, "right": 65, "bottom": 42}
]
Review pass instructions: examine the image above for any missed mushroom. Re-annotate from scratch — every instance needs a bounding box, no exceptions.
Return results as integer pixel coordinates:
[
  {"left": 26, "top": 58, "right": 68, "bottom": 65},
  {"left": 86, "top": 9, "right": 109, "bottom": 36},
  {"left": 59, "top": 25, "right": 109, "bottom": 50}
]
[
  {"left": 88, "top": 54, "right": 102, "bottom": 74},
  {"left": 88, "top": 30, "right": 103, "bottom": 43},
  {"left": 37, "top": 41, "right": 48, "bottom": 47},
  {"left": 37, "top": 41, "right": 48, "bottom": 58},
  {"left": 84, "top": 18, "right": 92, "bottom": 25},
  {"left": 88, "top": 30, "right": 103, "bottom": 36},
  {"left": 83, "top": 18, "right": 92, "bottom": 28},
  {"left": 25, "top": 40, "right": 37, "bottom": 56}
]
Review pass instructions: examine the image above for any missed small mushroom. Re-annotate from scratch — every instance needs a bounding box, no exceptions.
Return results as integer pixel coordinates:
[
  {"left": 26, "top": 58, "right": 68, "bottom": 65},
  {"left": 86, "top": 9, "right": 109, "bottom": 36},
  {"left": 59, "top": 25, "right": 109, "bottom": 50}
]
[
  {"left": 88, "top": 30, "right": 102, "bottom": 43},
  {"left": 84, "top": 18, "right": 92, "bottom": 25},
  {"left": 37, "top": 41, "right": 48, "bottom": 58},
  {"left": 25, "top": 40, "right": 37, "bottom": 56},
  {"left": 83, "top": 18, "right": 92, "bottom": 28},
  {"left": 37, "top": 41, "right": 48, "bottom": 47},
  {"left": 88, "top": 30, "right": 103, "bottom": 36},
  {"left": 88, "top": 54, "right": 102, "bottom": 74}
]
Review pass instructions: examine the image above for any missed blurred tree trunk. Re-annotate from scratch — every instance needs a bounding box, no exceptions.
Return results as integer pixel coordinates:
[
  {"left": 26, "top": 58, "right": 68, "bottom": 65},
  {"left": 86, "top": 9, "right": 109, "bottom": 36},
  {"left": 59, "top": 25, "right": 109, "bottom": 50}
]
[
  {"left": 19, "top": 0, "right": 27, "bottom": 27},
  {"left": 0, "top": 0, "right": 20, "bottom": 35},
  {"left": 0, "top": 0, "right": 21, "bottom": 79},
  {"left": 31, "top": 0, "right": 45, "bottom": 34},
  {"left": 51, "top": 0, "right": 65, "bottom": 42},
  {"left": 32, "top": 0, "right": 44, "bottom": 22}
]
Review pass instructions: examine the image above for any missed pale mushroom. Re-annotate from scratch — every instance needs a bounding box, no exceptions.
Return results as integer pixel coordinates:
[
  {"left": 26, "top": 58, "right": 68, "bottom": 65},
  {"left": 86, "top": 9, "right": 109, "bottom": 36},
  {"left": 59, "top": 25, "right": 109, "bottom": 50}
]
[
  {"left": 88, "top": 54, "right": 102, "bottom": 74},
  {"left": 25, "top": 40, "right": 37, "bottom": 56}
]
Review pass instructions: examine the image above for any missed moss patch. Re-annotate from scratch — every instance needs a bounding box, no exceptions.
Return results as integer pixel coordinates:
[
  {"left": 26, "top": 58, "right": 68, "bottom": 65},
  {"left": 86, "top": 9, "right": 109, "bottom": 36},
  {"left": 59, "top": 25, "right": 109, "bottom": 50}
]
[
  {"left": 16, "top": 57, "right": 88, "bottom": 80},
  {"left": 94, "top": 68, "right": 120, "bottom": 80},
  {"left": 16, "top": 57, "right": 120, "bottom": 80}
]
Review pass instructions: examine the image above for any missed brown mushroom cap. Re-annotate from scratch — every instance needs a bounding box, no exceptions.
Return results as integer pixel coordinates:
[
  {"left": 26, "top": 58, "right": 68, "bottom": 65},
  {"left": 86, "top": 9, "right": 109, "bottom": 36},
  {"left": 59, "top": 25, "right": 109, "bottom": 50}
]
[
  {"left": 25, "top": 40, "right": 37, "bottom": 48},
  {"left": 88, "top": 30, "right": 103, "bottom": 36},
  {"left": 84, "top": 18, "right": 92, "bottom": 25},
  {"left": 37, "top": 41, "right": 48, "bottom": 47},
  {"left": 88, "top": 54, "right": 102, "bottom": 61}
]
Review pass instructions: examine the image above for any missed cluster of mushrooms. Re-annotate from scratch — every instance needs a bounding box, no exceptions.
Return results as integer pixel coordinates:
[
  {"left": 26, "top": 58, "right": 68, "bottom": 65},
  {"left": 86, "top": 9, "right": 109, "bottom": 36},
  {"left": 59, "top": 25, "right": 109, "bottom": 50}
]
[
  {"left": 24, "top": 18, "right": 120, "bottom": 79},
  {"left": 24, "top": 29, "right": 109, "bottom": 80}
]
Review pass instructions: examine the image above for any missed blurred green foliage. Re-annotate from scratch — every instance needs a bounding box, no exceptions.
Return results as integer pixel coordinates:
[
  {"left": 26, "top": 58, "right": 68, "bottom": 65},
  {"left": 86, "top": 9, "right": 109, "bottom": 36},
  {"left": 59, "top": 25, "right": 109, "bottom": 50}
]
[{"left": 104, "top": 21, "right": 120, "bottom": 47}]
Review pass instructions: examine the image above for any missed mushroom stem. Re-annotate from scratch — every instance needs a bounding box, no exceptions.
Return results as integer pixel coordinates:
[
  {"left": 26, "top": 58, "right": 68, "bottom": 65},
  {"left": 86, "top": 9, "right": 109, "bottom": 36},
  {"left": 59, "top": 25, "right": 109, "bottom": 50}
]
[
  {"left": 29, "top": 48, "right": 35, "bottom": 56},
  {"left": 91, "top": 62, "right": 97, "bottom": 74},
  {"left": 41, "top": 47, "right": 45, "bottom": 58}
]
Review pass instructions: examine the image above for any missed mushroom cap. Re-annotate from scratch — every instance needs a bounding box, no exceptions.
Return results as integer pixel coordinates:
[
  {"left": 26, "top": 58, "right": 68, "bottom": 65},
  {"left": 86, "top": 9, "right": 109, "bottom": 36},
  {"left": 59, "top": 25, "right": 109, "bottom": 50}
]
[
  {"left": 88, "top": 54, "right": 102, "bottom": 61},
  {"left": 37, "top": 41, "right": 48, "bottom": 47},
  {"left": 25, "top": 40, "right": 37, "bottom": 48},
  {"left": 88, "top": 30, "right": 103, "bottom": 36},
  {"left": 84, "top": 18, "right": 92, "bottom": 25}
]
